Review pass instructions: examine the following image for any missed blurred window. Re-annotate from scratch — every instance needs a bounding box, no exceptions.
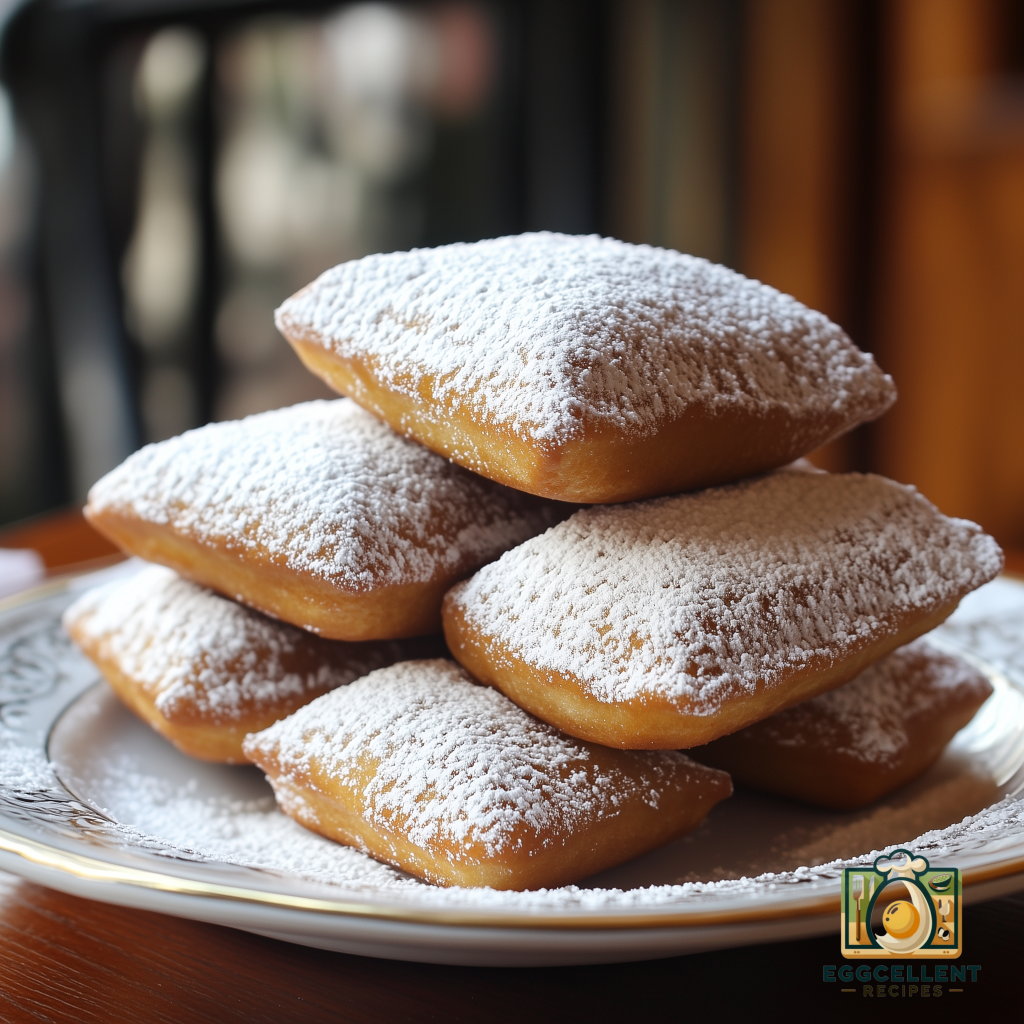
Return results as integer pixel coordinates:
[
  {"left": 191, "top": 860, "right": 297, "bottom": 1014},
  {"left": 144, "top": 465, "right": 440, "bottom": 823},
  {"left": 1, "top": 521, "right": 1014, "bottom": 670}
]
[
  {"left": 119, "top": 3, "right": 502, "bottom": 431},
  {"left": 211, "top": 5, "right": 494, "bottom": 421}
]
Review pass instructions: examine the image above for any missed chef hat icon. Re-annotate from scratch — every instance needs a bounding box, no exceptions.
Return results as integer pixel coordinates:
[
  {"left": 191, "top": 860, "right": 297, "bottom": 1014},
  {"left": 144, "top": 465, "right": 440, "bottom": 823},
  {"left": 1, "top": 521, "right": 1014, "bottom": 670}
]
[{"left": 874, "top": 849, "right": 929, "bottom": 879}]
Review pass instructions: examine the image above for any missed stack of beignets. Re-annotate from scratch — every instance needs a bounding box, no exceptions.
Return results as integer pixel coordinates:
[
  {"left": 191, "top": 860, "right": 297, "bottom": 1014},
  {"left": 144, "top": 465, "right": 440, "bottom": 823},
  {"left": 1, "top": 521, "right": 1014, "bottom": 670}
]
[{"left": 66, "top": 233, "right": 1004, "bottom": 890}]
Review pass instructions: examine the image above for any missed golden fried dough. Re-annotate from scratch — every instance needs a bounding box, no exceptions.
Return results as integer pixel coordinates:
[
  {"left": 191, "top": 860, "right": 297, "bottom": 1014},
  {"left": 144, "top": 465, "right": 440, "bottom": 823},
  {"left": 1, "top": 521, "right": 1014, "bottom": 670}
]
[
  {"left": 275, "top": 233, "right": 896, "bottom": 503},
  {"left": 243, "top": 660, "right": 732, "bottom": 890},
  {"left": 63, "top": 565, "right": 442, "bottom": 762},
  {"left": 443, "top": 470, "right": 1002, "bottom": 750},
  {"left": 84, "top": 400, "right": 569, "bottom": 641},
  {"left": 692, "top": 640, "right": 993, "bottom": 809}
]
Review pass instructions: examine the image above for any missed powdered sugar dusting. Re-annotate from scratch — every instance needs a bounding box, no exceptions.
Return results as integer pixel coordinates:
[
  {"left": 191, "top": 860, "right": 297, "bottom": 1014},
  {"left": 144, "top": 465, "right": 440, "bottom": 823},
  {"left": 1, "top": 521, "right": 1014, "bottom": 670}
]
[
  {"left": 448, "top": 472, "right": 1003, "bottom": 711},
  {"left": 732, "top": 640, "right": 993, "bottom": 765},
  {"left": 276, "top": 233, "right": 896, "bottom": 445},
  {"left": 5, "top": 575, "right": 1023, "bottom": 919},
  {"left": 63, "top": 565, "right": 410, "bottom": 723},
  {"left": 87, "top": 400, "right": 566, "bottom": 590},
  {"left": 30, "top": 738, "right": 1024, "bottom": 911},
  {"left": 244, "top": 659, "right": 698, "bottom": 859}
]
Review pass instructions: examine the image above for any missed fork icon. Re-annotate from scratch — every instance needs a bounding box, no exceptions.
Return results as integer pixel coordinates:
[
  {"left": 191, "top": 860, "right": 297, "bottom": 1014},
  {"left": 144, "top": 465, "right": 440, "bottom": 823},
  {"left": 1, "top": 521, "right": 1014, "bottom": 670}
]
[{"left": 852, "top": 875, "right": 864, "bottom": 941}]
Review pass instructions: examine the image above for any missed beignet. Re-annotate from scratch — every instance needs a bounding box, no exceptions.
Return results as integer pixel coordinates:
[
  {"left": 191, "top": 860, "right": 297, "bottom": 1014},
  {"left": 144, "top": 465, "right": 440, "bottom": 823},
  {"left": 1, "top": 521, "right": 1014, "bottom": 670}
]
[
  {"left": 84, "top": 400, "right": 568, "bottom": 640},
  {"left": 243, "top": 660, "right": 732, "bottom": 890},
  {"left": 275, "top": 233, "right": 896, "bottom": 503},
  {"left": 63, "top": 565, "right": 442, "bottom": 762},
  {"left": 692, "top": 640, "right": 993, "bottom": 809},
  {"left": 443, "top": 470, "right": 1003, "bottom": 750}
]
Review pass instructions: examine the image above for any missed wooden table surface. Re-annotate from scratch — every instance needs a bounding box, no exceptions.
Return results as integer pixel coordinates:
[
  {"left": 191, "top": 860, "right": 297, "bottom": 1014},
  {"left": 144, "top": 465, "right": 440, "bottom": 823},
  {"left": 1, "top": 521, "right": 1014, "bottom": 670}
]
[{"left": 1, "top": 509, "right": 1023, "bottom": 1020}]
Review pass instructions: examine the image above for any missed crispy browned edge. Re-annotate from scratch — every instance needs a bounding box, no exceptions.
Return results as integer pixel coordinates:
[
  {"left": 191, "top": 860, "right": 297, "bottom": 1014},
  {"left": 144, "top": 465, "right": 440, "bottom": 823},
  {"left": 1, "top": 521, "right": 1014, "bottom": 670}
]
[
  {"left": 692, "top": 658, "right": 994, "bottom": 810},
  {"left": 286, "top": 336, "right": 885, "bottom": 504},
  {"left": 250, "top": 753, "right": 732, "bottom": 890},
  {"left": 83, "top": 506, "right": 450, "bottom": 641},
  {"left": 441, "top": 596, "right": 964, "bottom": 750},
  {"left": 64, "top": 618, "right": 321, "bottom": 763}
]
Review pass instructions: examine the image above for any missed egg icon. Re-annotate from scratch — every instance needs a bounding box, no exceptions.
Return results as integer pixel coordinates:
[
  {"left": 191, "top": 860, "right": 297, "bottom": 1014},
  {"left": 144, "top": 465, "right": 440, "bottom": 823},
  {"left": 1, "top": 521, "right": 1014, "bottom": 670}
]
[{"left": 883, "top": 900, "right": 920, "bottom": 940}]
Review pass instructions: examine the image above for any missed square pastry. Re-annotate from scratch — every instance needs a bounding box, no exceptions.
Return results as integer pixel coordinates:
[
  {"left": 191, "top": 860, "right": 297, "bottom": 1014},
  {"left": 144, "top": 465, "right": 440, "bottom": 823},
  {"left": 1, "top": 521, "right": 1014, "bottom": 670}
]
[
  {"left": 244, "top": 660, "right": 732, "bottom": 889},
  {"left": 443, "top": 470, "right": 1002, "bottom": 749},
  {"left": 692, "top": 639, "right": 993, "bottom": 809},
  {"left": 64, "top": 565, "right": 440, "bottom": 762},
  {"left": 85, "top": 400, "right": 568, "bottom": 640},
  {"left": 275, "top": 233, "right": 896, "bottom": 503}
]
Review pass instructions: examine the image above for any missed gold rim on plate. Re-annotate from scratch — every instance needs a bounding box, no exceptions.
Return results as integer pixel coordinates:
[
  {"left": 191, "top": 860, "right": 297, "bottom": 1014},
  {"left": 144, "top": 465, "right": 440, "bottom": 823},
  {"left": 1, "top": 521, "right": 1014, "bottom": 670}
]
[{"left": 2, "top": 570, "right": 1023, "bottom": 933}]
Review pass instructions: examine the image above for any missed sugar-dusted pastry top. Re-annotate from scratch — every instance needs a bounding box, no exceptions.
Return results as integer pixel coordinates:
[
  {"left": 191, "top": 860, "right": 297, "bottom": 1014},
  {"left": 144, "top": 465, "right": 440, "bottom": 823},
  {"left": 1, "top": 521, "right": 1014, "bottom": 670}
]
[
  {"left": 276, "top": 233, "right": 895, "bottom": 446},
  {"left": 445, "top": 471, "right": 1003, "bottom": 715},
  {"left": 62, "top": 565, "right": 407, "bottom": 724},
  {"left": 718, "top": 639, "right": 992, "bottom": 767},
  {"left": 86, "top": 400, "right": 566, "bottom": 592},
  {"left": 244, "top": 660, "right": 703, "bottom": 858}
]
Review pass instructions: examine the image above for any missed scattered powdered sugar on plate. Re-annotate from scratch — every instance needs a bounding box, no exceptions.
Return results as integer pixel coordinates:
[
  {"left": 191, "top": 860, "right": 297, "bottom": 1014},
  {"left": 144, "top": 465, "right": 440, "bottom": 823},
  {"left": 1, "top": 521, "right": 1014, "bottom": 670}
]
[
  {"left": 87, "top": 399, "right": 566, "bottom": 590},
  {"left": 276, "top": 233, "right": 896, "bottom": 444},
  {"left": 9, "top": 666, "right": 1022, "bottom": 910},
  {"left": 62, "top": 566, "right": 408, "bottom": 723},
  {"left": 448, "top": 471, "right": 1004, "bottom": 710},
  {"left": 49, "top": 745, "right": 1024, "bottom": 911},
  {"left": 4, "top": 568, "right": 1023, "bottom": 917},
  {"left": 0, "top": 745, "right": 59, "bottom": 795},
  {"left": 244, "top": 660, "right": 698, "bottom": 859},
  {"left": 428, "top": 795, "right": 1024, "bottom": 910},
  {"left": 81, "top": 755, "right": 414, "bottom": 890},
  {"left": 741, "top": 639, "right": 993, "bottom": 765}
]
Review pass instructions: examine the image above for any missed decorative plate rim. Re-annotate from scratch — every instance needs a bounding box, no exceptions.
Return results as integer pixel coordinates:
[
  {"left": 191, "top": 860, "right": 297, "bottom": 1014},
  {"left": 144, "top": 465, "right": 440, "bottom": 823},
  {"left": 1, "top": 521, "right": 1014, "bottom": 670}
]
[{"left": 1, "top": 569, "right": 1023, "bottom": 934}]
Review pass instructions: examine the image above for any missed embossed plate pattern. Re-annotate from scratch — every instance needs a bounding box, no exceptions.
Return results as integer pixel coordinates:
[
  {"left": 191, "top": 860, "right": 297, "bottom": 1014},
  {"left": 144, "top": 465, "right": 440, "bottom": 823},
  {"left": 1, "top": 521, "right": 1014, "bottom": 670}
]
[{"left": 1, "top": 565, "right": 1023, "bottom": 966}]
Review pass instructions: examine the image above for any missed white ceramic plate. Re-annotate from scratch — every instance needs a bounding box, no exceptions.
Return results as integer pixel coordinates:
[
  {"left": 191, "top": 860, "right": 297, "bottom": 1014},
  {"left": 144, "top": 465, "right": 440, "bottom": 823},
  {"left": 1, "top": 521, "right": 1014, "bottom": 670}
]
[{"left": 1, "top": 565, "right": 1024, "bottom": 966}]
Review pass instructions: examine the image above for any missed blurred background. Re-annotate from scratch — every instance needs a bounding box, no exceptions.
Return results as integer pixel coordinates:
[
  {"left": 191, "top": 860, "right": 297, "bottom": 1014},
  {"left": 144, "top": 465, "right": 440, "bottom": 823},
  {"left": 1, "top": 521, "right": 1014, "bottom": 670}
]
[{"left": 0, "top": 0, "right": 1021, "bottom": 551}]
